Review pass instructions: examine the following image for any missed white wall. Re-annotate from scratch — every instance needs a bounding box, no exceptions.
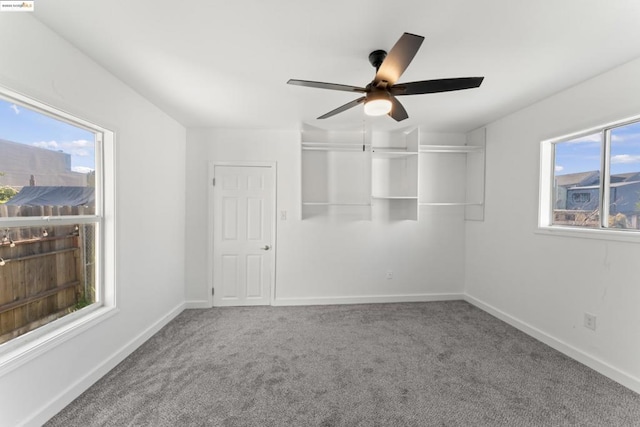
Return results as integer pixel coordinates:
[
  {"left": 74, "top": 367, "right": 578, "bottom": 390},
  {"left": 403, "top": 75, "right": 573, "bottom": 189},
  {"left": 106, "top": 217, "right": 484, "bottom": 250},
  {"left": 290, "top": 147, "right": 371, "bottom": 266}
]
[
  {"left": 0, "top": 15, "right": 186, "bottom": 426},
  {"left": 186, "top": 128, "right": 467, "bottom": 306},
  {"left": 465, "top": 57, "right": 640, "bottom": 392}
]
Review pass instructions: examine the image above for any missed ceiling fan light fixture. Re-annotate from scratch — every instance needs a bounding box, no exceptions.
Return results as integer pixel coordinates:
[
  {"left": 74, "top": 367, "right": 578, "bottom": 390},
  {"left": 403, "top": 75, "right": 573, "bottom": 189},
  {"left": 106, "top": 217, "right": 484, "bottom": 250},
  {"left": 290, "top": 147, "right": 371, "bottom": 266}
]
[{"left": 364, "top": 92, "right": 392, "bottom": 116}]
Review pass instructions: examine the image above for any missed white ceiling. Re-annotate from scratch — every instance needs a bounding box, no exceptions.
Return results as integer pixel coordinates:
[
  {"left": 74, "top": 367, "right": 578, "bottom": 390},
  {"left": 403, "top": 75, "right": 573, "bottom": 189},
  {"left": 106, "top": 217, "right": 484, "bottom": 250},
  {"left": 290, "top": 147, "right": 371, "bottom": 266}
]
[{"left": 34, "top": 0, "right": 640, "bottom": 133}]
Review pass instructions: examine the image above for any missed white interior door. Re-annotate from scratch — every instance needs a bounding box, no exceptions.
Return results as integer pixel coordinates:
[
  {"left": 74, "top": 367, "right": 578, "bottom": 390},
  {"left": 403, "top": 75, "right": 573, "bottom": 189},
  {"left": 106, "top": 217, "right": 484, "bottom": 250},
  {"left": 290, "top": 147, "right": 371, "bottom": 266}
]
[{"left": 212, "top": 164, "right": 275, "bottom": 306}]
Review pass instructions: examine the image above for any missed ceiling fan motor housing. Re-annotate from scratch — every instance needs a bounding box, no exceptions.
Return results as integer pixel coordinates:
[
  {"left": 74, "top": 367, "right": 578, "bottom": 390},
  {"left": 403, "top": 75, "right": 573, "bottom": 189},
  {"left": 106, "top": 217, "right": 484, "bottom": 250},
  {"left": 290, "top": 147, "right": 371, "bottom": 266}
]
[
  {"left": 366, "top": 87, "right": 390, "bottom": 100},
  {"left": 368, "top": 50, "right": 387, "bottom": 71}
]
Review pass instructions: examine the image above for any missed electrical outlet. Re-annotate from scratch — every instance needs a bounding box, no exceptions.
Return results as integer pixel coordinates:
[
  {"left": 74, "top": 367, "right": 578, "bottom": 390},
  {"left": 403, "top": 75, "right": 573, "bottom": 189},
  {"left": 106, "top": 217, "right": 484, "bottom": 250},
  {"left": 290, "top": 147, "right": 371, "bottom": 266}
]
[
  {"left": 280, "top": 210, "right": 287, "bottom": 220},
  {"left": 584, "top": 313, "right": 597, "bottom": 331},
  {"left": 386, "top": 270, "right": 393, "bottom": 279}
]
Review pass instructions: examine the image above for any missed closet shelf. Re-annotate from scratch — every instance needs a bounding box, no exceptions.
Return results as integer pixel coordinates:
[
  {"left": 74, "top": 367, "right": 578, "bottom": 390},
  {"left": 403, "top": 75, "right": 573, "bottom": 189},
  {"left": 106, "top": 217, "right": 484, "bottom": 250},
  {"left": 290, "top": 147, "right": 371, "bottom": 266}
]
[
  {"left": 419, "top": 202, "right": 483, "bottom": 206},
  {"left": 302, "top": 202, "right": 371, "bottom": 206},
  {"left": 372, "top": 196, "right": 418, "bottom": 200},
  {"left": 302, "top": 142, "right": 370, "bottom": 152},
  {"left": 371, "top": 150, "right": 418, "bottom": 159},
  {"left": 419, "top": 145, "right": 483, "bottom": 153}
]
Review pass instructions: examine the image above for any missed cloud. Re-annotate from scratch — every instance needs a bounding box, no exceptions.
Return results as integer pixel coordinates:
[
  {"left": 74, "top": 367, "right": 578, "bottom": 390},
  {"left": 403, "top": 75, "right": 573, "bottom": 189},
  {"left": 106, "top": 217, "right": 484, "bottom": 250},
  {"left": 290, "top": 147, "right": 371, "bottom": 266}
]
[
  {"left": 611, "top": 132, "right": 640, "bottom": 145},
  {"left": 72, "top": 166, "right": 94, "bottom": 174},
  {"left": 32, "top": 140, "right": 93, "bottom": 157},
  {"left": 565, "top": 133, "right": 601, "bottom": 144},
  {"left": 10, "top": 104, "right": 20, "bottom": 115},
  {"left": 59, "top": 140, "right": 93, "bottom": 156},
  {"left": 610, "top": 154, "right": 640, "bottom": 164},
  {"left": 32, "top": 140, "right": 59, "bottom": 149},
  {"left": 555, "top": 165, "right": 564, "bottom": 172},
  {"left": 71, "top": 149, "right": 90, "bottom": 157},
  {"left": 62, "top": 139, "right": 92, "bottom": 148}
]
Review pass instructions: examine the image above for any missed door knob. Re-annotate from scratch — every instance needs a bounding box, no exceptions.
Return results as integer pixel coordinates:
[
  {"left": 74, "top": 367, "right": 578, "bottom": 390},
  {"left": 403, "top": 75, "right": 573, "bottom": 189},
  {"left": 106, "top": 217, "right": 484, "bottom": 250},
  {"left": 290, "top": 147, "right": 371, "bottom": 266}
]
[{"left": 261, "top": 245, "right": 271, "bottom": 250}]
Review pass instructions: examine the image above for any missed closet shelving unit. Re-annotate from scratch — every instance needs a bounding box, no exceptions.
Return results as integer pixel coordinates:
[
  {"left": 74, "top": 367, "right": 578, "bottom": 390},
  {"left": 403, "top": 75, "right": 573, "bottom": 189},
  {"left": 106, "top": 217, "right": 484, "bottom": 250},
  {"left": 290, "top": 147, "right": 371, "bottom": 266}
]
[
  {"left": 418, "top": 128, "right": 486, "bottom": 221},
  {"left": 300, "top": 125, "right": 372, "bottom": 219},
  {"left": 300, "top": 125, "right": 485, "bottom": 221},
  {"left": 371, "top": 128, "right": 419, "bottom": 220}
]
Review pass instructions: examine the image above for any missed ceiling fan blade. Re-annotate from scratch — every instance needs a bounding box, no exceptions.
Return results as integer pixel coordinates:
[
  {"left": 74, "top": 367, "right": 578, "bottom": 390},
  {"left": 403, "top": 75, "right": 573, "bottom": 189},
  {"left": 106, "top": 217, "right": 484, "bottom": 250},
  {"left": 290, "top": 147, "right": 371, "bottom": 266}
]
[
  {"left": 391, "top": 77, "right": 484, "bottom": 96},
  {"left": 317, "top": 97, "right": 366, "bottom": 119},
  {"left": 388, "top": 96, "right": 409, "bottom": 122},
  {"left": 375, "top": 33, "right": 425, "bottom": 86},
  {"left": 288, "top": 79, "right": 366, "bottom": 93}
]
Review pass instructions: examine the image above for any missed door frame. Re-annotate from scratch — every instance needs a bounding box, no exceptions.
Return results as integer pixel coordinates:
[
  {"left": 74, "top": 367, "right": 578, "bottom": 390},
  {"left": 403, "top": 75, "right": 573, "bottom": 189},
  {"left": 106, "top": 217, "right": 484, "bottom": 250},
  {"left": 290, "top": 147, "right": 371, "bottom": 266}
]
[{"left": 207, "top": 161, "right": 277, "bottom": 308}]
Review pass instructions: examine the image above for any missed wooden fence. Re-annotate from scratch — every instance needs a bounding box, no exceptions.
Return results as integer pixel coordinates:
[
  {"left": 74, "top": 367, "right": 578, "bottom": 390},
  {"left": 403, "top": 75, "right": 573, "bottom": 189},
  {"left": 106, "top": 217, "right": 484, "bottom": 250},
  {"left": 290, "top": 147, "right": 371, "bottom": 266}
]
[
  {"left": 0, "top": 224, "right": 88, "bottom": 344},
  {"left": 0, "top": 204, "right": 95, "bottom": 217}
]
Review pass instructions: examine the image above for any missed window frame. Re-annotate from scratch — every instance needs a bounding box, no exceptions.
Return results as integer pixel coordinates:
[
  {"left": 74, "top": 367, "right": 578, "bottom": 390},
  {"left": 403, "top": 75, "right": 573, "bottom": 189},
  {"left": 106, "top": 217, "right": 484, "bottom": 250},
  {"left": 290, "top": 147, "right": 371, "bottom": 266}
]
[
  {"left": 539, "top": 114, "right": 640, "bottom": 241},
  {"left": 0, "top": 86, "right": 116, "bottom": 374}
]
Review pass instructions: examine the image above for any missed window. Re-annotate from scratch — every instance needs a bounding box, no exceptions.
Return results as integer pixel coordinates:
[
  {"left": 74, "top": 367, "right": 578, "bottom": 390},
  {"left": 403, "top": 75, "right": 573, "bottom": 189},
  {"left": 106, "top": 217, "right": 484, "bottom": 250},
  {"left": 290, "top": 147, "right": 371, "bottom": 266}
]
[
  {"left": 540, "top": 117, "right": 640, "bottom": 232},
  {"left": 571, "top": 192, "right": 591, "bottom": 203},
  {"left": 0, "top": 88, "right": 114, "bottom": 351}
]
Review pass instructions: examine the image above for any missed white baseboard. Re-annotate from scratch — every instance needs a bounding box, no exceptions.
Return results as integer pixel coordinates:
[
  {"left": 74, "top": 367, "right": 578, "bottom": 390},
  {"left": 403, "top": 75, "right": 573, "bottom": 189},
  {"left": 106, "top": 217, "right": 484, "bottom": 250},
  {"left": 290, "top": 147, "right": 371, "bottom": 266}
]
[
  {"left": 25, "top": 302, "right": 186, "bottom": 427},
  {"left": 464, "top": 293, "right": 640, "bottom": 394},
  {"left": 185, "top": 300, "right": 210, "bottom": 309},
  {"left": 273, "top": 293, "right": 464, "bottom": 306}
]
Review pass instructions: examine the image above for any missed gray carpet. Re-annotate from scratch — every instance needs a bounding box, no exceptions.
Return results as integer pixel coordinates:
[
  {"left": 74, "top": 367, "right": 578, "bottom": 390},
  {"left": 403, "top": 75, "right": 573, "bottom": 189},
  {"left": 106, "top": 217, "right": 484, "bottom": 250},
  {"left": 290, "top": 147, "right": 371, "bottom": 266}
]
[{"left": 46, "top": 301, "right": 640, "bottom": 426}]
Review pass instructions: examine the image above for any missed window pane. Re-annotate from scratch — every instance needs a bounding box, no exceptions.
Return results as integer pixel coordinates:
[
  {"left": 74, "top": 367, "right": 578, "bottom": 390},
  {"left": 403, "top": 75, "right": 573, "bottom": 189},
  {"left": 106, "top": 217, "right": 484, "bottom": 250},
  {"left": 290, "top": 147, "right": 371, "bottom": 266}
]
[
  {"left": 0, "top": 224, "right": 96, "bottom": 344},
  {"left": 552, "top": 133, "right": 601, "bottom": 227},
  {"left": 608, "top": 121, "right": 640, "bottom": 230},
  {"left": 0, "top": 98, "right": 96, "bottom": 217}
]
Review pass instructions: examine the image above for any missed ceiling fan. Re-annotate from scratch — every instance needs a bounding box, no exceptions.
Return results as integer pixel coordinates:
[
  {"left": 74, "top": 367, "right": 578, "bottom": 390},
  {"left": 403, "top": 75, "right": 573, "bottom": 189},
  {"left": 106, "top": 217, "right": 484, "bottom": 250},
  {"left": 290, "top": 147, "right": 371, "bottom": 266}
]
[{"left": 288, "top": 32, "right": 484, "bottom": 122}]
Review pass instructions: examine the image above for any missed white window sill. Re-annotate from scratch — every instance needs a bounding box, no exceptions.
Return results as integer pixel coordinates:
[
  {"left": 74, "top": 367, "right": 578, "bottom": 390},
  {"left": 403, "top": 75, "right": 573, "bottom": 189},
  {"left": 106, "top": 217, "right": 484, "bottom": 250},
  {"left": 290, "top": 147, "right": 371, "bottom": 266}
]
[
  {"left": 0, "top": 305, "right": 118, "bottom": 377},
  {"left": 536, "top": 225, "right": 640, "bottom": 244}
]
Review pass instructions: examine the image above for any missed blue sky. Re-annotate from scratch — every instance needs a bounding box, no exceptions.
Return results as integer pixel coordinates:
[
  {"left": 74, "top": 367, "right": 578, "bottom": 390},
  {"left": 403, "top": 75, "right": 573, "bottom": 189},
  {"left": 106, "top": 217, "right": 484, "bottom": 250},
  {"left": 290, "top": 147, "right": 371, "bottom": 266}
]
[
  {"left": 555, "top": 121, "right": 640, "bottom": 176},
  {"left": 0, "top": 98, "right": 95, "bottom": 173}
]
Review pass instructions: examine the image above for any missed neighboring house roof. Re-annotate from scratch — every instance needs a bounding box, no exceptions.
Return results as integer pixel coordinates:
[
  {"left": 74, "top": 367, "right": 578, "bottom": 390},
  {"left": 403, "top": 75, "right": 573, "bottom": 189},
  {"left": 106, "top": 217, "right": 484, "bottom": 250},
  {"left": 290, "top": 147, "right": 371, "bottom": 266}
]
[
  {"left": 610, "top": 172, "right": 640, "bottom": 183},
  {"left": 555, "top": 171, "right": 599, "bottom": 187},
  {"left": 557, "top": 171, "right": 640, "bottom": 188},
  {"left": 5, "top": 186, "right": 94, "bottom": 207},
  {"left": 611, "top": 180, "right": 640, "bottom": 188},
  {"left": 567, "top": 180, "right": 640, "bottom": 191}
]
